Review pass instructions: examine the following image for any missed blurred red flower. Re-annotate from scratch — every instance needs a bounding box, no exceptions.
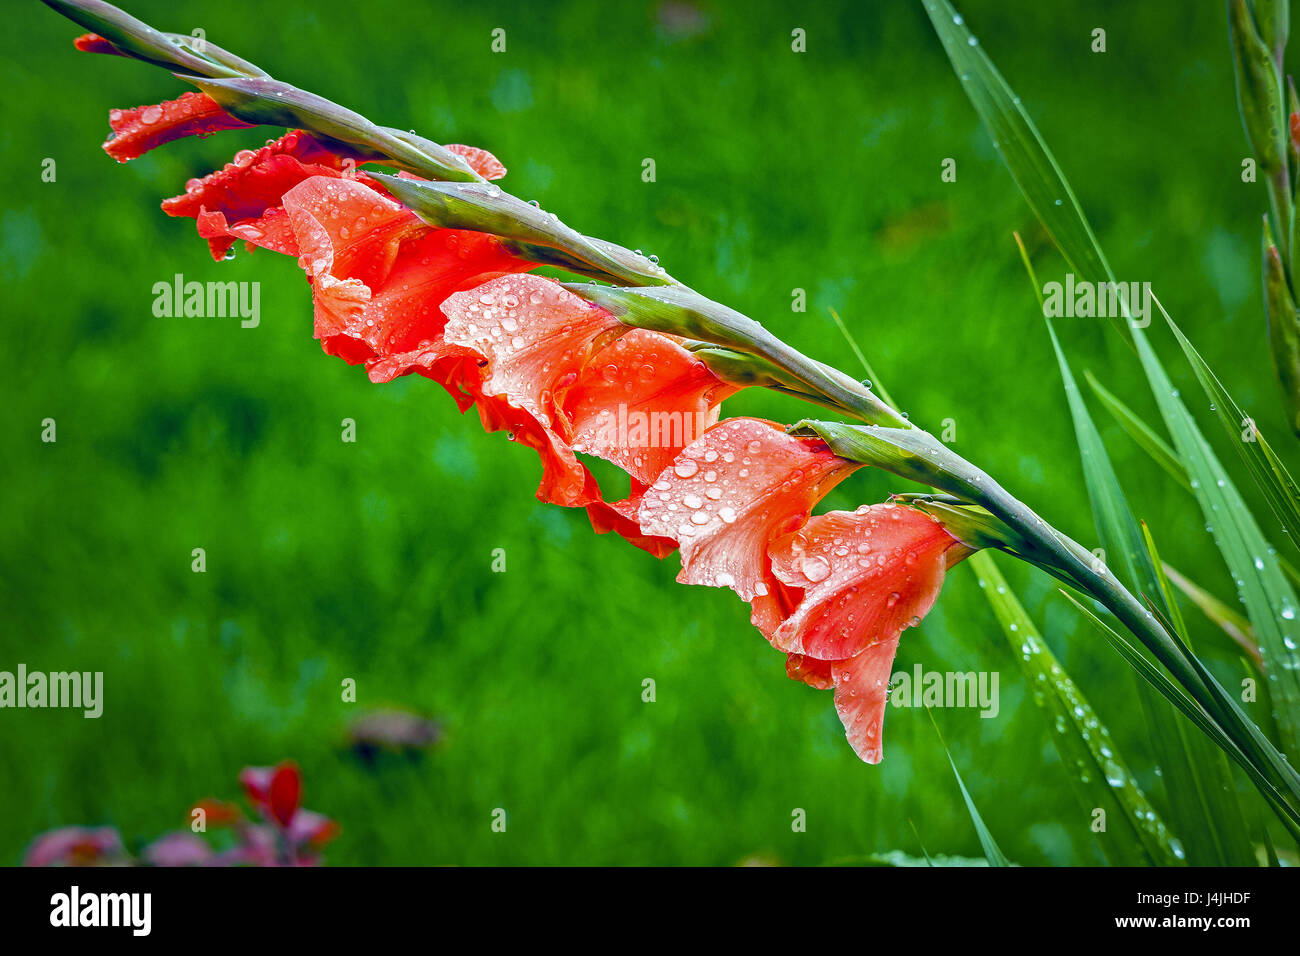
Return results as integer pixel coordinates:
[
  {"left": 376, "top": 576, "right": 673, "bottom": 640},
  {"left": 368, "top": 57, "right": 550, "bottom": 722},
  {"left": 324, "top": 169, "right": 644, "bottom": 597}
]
[{"left": 23, "top": 826, "right": 127, "bottom": 867}]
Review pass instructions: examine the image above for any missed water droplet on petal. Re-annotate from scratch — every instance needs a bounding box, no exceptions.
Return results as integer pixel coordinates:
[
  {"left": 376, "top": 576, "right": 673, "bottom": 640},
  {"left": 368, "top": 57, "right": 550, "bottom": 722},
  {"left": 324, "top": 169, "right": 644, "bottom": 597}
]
[{"left": 801, "top": 555, "right": 831, "bottom": 582}]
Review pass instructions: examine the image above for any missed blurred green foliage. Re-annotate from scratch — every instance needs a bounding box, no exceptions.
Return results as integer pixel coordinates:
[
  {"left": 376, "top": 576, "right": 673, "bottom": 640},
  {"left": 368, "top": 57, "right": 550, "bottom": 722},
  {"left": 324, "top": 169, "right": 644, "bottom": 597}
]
[{"left": 0, "top": 0, "right": 1290, "bottom": 865}]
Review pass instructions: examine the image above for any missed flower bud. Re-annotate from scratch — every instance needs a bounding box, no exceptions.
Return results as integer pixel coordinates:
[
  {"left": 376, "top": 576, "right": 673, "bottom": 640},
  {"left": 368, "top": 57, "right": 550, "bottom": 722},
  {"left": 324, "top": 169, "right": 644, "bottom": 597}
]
[
  {"left": 890, "top": 493, "right": 1020, "bottom": 556},
  {"left": 1254, "top": 0, "right": 1289, "bottom": 71},
  {"left": 1263, "top": 218, "right": 1300, "bottom": 435},
  {"left": 373, "top": 173, "right": 673, "bottom": 283},
  {"left": 569, "top": 286, "right": 907, "bottom": 427},
  {"left": 191, "top": 77, "right": 481, "bottom": 182},
  {"left": 790, "top": 419, "right": 987, "bottom": 499},
  {"left": 1229, "top": 0, "right": 1288, "bottom": 177},
  {"left": 43, "top": 0, "right": 248, "bottom": 77}
]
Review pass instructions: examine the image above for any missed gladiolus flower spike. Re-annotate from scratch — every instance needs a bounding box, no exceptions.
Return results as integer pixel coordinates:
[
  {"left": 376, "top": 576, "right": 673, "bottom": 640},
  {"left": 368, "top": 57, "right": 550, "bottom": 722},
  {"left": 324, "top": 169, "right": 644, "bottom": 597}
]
[{"left": 53, "top": 36, "right": 963, "bottom": 759}]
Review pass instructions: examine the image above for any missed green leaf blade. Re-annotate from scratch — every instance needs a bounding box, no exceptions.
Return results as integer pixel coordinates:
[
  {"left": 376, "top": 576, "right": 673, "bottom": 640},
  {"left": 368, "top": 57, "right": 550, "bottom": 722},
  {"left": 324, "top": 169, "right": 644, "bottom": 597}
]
[
  {"left": 1161, "top": 297, "right": 1300, "bottom": 552},
  {"left": 971, "top": 552, "right": 1184, "bottom": 865}
]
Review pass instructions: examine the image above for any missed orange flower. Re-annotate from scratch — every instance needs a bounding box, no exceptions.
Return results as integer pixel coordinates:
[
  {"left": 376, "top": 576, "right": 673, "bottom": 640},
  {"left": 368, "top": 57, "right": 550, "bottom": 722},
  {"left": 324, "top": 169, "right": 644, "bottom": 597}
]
[
  {"left": 770, "top": 504, "right": 971, "bottom": 763},
  {"left": 637, "top": 417, "right": 861, "bottom": 632},
  {"left": 441, "top": 274, "right": 736, "bottom": 524},
  {"left": 443, "top": 274, "right": 625, "bottom": 506},
  {"left": 161, "top": 132, "right": 508, "bottom": 264},
  {"left": 93, "top": 85, "right": 510, "bottom": 266},
  {"left": 102, "top": 90, "right": 255, "bottom": 163},
  {"left": 639, "top": 421, "right": 970, "bottom": 763},
  {"left": 586, "top": 482, "right": 680, "bottom": 559},
  {"left": 161, "top": 129, "right": 355, "bottom": 261},
  {"left": 568, "top": 328, "right": 736, "bottom": 486},
  {"left": 282, "top": 176, "right": 531, "bottom": 382},
  {"left": 92, "top": 88, "right": 736, "bottom": 537}
]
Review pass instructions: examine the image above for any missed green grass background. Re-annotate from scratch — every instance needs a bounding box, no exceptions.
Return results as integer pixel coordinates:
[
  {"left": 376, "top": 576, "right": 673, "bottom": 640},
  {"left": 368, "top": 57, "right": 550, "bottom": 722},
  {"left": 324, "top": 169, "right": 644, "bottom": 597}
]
[{"left": 0, "top": 0, "right": 1290, "bottom": 865}]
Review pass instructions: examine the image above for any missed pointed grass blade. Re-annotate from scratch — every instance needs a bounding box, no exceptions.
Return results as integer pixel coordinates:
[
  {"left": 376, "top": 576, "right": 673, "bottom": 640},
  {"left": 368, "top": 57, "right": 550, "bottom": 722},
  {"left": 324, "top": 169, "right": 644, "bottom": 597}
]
[{"left": 970, "top": 551, "right": 1183, "bottom": 864}]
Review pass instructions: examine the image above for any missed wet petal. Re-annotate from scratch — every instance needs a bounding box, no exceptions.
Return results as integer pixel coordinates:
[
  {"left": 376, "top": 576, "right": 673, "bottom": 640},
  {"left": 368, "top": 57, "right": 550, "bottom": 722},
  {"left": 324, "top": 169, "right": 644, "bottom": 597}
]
[
  {"left": 768, "top": 504, "right": 968, "bottom": 764},
  {"left": 568, "top": 328, "right": 737, "bottom": 486},
  {"left": 751, "top": 575, "right": 804, "bottom": 638},
  {"left": 785, "top": 652, "right": 836, "bottom": 690},
  {"left": 831, "top": 638, "right": 902, "bottom": 764},
  {"left": 446, "top": 144, "right": 508, "bottom": 181},
  {"left": 637, "top": 417, "right": 859, "bottom": 603},
  {"left": 443, "top": 275, "right": 622, "bottom": 506},
  {"left": 104, "top": 91, "right": 255, "bottom": 163},
  {"left": 491, "top": 396, "right": 595, "bottom": 505},
  {"left": 162, "top": 130, "right": 352, "bottom": 260},
  {"left": 444, "top": 274, "right": 621, "bottom": 432},
  {"left": 587, "top": 479, "right": 678, "bottom": 558},
  {"left": 768, "top": 504, "right": 961, "bottom": 659},
  {"left": 365, "top": 340, "right": 484, "bottom": 410},
  {"left": 283, "top": 176, "right": 530, "bottom": 376}
]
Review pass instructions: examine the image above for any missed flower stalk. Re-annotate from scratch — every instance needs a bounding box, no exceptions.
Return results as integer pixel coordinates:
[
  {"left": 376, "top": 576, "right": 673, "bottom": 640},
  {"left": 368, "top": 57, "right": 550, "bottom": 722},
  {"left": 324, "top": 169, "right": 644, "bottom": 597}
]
[{"left": 1228, "top": 0, "right": 1300, "bottom": 434}]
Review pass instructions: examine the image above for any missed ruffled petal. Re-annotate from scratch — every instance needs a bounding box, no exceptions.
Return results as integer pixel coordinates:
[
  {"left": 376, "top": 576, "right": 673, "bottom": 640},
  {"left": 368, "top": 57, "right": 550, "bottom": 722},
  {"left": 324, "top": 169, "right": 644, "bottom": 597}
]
[
  {"left": 442, "top": 274, "right": 623, "bottom": 506},
  {"left": 365, "top": 340, "right": 485, "bottom": 410},
  {"left": 568, "top": 328, "right": 737, "bottom": 486},
  {"left": 444, "top": 274, "right": 621, "bottom": 432},
  {"left": 446, "top": 144, "right": 508, "bottom": 181},
  {"left": 587, "top": 480, "right": 678, "bottom": 558},
  {"left": 104, "top": 91, "right": 255, "bottom": 163},
  {"left": 162, "top": 130, "right": 352, "bottom": 260},
  {"left": 283, "top": 176, "right": 531, "bottom": 378},
  {"left": 750, "top": 575, "right": 804, "bottom": 638},
  {"left": 637, "top": 417, "right": 859, "bottom": 605},
  {"left": 476, "top": 394, "right": 594, "bottom": 506},
  {"left": 767, "top": 504, "right": 968, "bottom": 763},
  {"left": 831, "top": 638, "right": 902, "bottom": 764},
  {"left": 785, "top": 652, "right": 836, "bottom": 690},
  {"left": 767, "top": 504, "right": 961, "bottom": 660}
]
